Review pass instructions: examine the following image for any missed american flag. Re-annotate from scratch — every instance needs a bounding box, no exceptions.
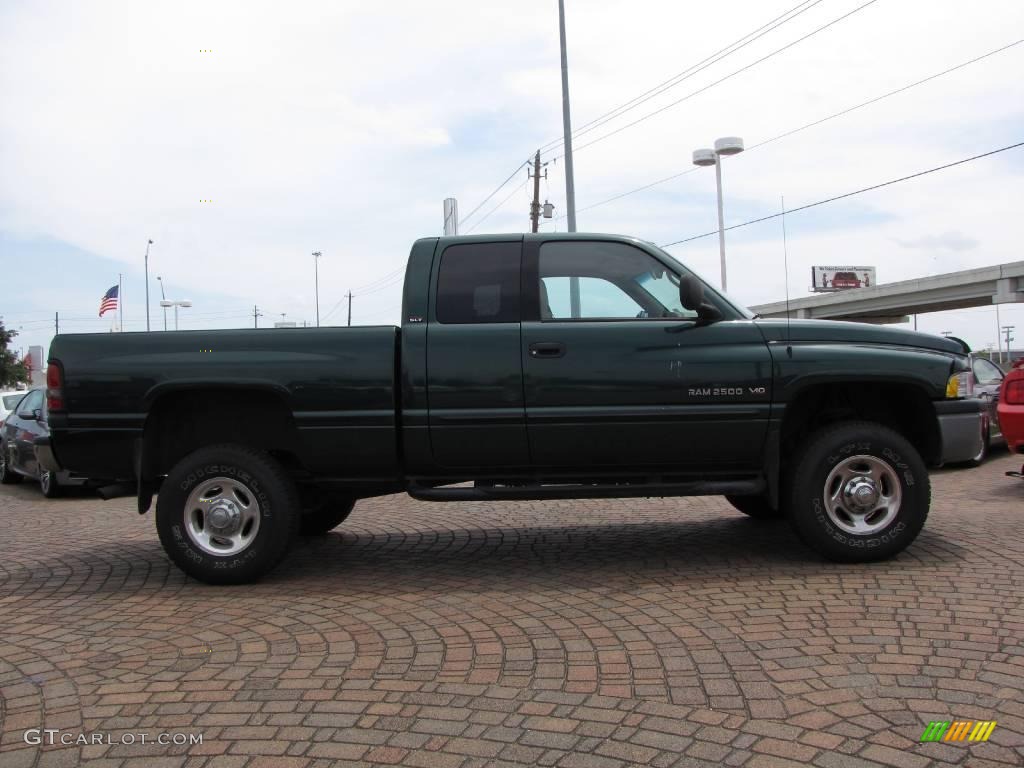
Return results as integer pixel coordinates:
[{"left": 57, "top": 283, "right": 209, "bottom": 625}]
[{"left": 99, "top": 285, "right": 119, "bottom": 317}]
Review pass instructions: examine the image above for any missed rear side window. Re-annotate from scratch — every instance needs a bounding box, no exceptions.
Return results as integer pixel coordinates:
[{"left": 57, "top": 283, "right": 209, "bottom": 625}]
[{"left": 436, "top": 242, "right": 520, "bottom": 324}]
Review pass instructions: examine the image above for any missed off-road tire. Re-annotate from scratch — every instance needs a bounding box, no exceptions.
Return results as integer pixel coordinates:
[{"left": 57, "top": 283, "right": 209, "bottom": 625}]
[
  {"left": 789, "top": 421, "right": 929, "bottom": 562},
  {"left": 155, "top": 444, "right": 300, "bottom": 584},
  {"left": 725, "top": 494, "right": 784, "bottom": 519}
]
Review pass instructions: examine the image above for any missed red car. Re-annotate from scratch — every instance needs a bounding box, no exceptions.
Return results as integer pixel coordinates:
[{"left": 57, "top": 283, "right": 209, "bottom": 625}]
[{"left": 997, "top": 359, "right": 1024, "bottom": 477}]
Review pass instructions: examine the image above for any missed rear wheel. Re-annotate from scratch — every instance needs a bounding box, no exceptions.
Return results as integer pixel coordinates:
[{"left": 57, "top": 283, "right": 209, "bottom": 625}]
[
  {"left": 155, "top": 444, "right": 300, "bottom": 584},
  {"left": 788, "top": 421, "right": 929, "bottom": 562},
  {"left": 0, "top": 446, "right": 23, "bottom": 484},
  {"left": 39, "top": 470, "right": 61, "bottom": 498},
  {"left": 725, "top": 494, "right": 784, "bottom": 520}
]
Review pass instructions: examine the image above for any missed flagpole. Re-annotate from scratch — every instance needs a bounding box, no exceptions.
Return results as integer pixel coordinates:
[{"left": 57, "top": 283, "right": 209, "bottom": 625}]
[{"left": 118, "top": 273, "right": 123, "bottom": 332}]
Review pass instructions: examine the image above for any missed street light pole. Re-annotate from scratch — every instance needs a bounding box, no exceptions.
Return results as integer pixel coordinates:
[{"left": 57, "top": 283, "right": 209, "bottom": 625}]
[
  {"left": 714, "top": 159, "right": 727, "bottom": 292},
  {"left": 159, "top": 299, "right": 191, "bottom": 331},
  {"left": 558, "top": 0, "right": 577, "bottom": 233},
  {"left": 693, "top": 137, "right": 744, "bottom": 293},
  {"left": 313, "top": 251, "right": 322, "bottom": 327},
  {"left": 157, "top": 276, "right": 168, "bottom": 330},
  {"left": 144, "top": 239, "right": 153, "bottom": 331}
]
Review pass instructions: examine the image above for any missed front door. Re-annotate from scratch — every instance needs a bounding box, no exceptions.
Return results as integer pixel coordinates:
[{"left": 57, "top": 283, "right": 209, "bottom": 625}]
[
  {"left": 12, "top": 389, "right": 44, "bottom": 476},
  {"left": 426, "top": 238, "right": 531, "bottom": 470},
  {"left": 521, "top": 238, "right": 772, "bottom": 472}
]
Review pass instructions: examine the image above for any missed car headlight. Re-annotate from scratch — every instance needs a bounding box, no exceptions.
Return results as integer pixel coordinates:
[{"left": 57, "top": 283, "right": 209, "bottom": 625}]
[{"left": 946, "top": 371, "right": 970, "bottom": 398}]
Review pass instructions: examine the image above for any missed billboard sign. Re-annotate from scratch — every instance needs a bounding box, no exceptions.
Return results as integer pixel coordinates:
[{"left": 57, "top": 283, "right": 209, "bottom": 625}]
[{"left": 811, "top": 266, "right": 876, "bottom": 292}]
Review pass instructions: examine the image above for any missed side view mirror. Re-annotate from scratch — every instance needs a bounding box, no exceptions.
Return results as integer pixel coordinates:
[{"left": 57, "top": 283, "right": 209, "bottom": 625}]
[
  {"left": 23, "top": 409, "right": 41, "bottom": 421},
  {"left": 679, "top": 275, "right": 723, "bottom": 323}
]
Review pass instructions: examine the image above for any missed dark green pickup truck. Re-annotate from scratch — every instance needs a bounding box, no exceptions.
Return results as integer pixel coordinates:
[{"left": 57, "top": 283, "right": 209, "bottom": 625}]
[{"left": 42, "top": 233, "right": 982, "bottom": 583}]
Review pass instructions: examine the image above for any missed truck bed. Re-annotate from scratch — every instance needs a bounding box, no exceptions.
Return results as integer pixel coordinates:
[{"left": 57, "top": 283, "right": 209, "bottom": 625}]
[{"left": 48, "top": 327, "right": 400, "bottom": 481}]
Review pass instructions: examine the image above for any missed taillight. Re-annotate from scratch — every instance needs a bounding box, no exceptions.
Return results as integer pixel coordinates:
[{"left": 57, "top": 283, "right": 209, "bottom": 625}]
[
  {"left": 1006, "top": 379, "right": 1024, "bottom": 405},
  {"left": 46, "top": 362, "right": 64, "bottom": 411}
]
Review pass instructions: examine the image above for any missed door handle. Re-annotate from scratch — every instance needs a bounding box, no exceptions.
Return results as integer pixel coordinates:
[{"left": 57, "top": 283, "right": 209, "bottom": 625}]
[{"left": 529, "top": 342, "right": 566, "bottom": 358}]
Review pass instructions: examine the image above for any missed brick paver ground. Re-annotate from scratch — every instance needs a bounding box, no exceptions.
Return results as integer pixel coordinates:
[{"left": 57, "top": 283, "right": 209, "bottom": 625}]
[{"left": 1, "top": 450, "right": 1023, "bottom": 768}]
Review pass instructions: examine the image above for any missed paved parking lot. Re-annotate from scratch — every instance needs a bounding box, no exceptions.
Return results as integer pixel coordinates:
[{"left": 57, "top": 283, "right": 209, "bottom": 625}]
[{"left": 1, "top": 452, "right": 1023, "bottom": 768}]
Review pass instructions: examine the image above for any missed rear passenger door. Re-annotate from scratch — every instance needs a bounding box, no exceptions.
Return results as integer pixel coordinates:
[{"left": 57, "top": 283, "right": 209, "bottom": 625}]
[{"left": 426, "top": 238, "right": 530, "bottom": 470}]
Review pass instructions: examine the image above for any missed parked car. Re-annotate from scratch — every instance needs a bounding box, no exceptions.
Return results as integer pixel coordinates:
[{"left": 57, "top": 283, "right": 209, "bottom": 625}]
[
  {"left": 0, "top": 389, "right": 28, "bottom": 426},
  {"left": 44, "top": 233, "right": 983, "bottom": 584},
  {"left": 0, "top": 387, "right": 87, "bottom": 497},
  {"left": 998, "top": 359, "right": 1024, "bottom": 477},
  {"left": 965, "top": 354, "right": 1007, "bottom": 463}
]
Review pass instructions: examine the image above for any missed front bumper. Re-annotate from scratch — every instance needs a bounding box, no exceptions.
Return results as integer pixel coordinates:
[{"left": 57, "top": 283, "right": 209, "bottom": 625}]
[{"left": 935, "top": 399, "right": 984, "bottom": 464}]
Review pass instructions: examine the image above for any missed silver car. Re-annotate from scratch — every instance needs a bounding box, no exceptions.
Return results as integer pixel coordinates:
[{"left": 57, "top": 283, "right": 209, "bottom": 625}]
[{"left": 966, "top": 354, "right": 1006, "bottom": 464}]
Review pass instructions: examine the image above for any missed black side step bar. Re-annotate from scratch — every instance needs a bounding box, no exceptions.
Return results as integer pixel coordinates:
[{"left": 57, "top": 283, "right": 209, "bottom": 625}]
[{"left": 407, "top": 477, "right": 764, "bottom": 502}]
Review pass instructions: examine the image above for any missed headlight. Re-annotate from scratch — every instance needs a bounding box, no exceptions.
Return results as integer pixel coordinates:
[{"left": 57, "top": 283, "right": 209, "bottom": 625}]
[{"left": 946, "top": 371, "right": 970, "bottom": 398}]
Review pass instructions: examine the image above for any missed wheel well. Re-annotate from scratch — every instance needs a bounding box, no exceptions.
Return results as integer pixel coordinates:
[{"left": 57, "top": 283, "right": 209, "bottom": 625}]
[
  {"left": 141, "top": 389, "right": 306, "bottom": 480},
  {"left": 780, "top": 382, "right": 941, "bottom": 466}
]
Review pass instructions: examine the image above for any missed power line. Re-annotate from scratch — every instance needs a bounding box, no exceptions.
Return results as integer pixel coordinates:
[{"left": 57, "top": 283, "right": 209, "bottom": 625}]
[
  {"left": 570, "top": 38, "right": 1024, "bottom": 217},
  {"left": 464, "top": 178, "right": 530, "bottom": 234},
  {"left": 660, "top": 140, "right": 1024, "bottom": 248},
  {"left": 538, "top": 0, "right": 827, "bottom": 154},
  {"left": 548, "top": 0, "right": 881, "bottom": 161},
  {"left": 459, "top": 159, "right": 531, "bottom": 227}
]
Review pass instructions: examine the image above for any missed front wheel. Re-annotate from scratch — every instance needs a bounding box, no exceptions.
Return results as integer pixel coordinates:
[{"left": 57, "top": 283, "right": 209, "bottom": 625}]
[
  {"left": 155, "top": 444, "right": 300, "bottom": 584},
  {"left": 789, "top": 422, "right": 930, "bottom": 562}
]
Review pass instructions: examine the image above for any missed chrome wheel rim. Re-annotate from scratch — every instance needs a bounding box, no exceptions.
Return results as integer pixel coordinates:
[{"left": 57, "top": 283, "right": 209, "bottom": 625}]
[
  {"left": 184, "top": 476, "right": 261, "bottom": 556},
  {"left": 823, "top": 454, "right": 901, "bottom": 535},
  {"left": 40, "top": 471, "right": 51, "bottom": 494}
]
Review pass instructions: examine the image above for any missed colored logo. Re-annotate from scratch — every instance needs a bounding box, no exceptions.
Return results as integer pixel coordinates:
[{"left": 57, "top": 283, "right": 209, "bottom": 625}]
[{"left": 920, "top": 721, "right": 996, "bottom": 743}]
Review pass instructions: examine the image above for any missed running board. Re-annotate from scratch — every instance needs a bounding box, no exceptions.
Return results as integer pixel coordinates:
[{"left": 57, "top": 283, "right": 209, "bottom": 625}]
[{"left": 407, "top": 477, "right": 764, "bottom": 502}]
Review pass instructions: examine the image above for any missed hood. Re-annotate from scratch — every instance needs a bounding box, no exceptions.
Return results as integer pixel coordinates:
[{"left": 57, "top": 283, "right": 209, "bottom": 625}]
[{"left": 753, "top": 318, "right": 968, "bottom": 356}]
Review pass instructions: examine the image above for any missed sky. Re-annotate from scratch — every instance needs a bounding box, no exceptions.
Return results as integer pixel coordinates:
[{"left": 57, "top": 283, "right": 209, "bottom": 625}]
[{"left": 1, "top": 0, "right": 1022, "bottom": 360}]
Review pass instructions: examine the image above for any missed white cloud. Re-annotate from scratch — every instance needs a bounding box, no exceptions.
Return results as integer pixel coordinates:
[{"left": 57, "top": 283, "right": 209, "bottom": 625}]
[{"left": 1, "top": 0, "right": 1023, "bottom": 353}]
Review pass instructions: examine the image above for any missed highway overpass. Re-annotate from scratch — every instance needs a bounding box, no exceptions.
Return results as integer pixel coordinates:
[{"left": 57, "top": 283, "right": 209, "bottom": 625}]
[{"left": 749, "top": 260, "right": 1024, "bottom": 324}]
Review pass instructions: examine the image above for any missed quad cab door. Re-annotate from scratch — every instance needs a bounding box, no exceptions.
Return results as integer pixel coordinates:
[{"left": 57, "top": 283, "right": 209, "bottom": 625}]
[
  {"left": 425, "top": 237, "right": 531, "bottom": 470},
  {"left": 520, "top": 237, "right": 772, "bottom": 472}
]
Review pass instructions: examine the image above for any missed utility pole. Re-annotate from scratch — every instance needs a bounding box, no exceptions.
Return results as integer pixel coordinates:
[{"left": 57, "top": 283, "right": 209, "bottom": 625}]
[
  {"left": 118, "top": 272, "right": 123, "bottom": 332},
  {"left": 1002, "top": 325, "right": 1015, "bottom": 364},
  {"left": 530, "top": 151, "right": 542, "bottom": 233},
  {"left": 55, "top": 312, "right": 59, "bottom": 335},
  {"left": 558, "top": 0, "right": 577, "bottom": 233},
  {"left": 253, "top": 305, "right": 262, "bottom": 328},
  {"left": 347, "top": 291, "right": 353, "bottom": 327}
]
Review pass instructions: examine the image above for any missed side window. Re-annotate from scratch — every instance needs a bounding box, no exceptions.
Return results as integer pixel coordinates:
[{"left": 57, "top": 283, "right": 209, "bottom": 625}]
[
  {"left": 436, "top": 242, "right": 520, "bottom": 324},
  {"left": 973, "top": 358, "right": 1004, "bottom": 385},
  {"left": 538, "top": 241, "right": 695, "bottom": 321},
  {"left": 16, "top": 390, "right": 42, "bottom": 417}
]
